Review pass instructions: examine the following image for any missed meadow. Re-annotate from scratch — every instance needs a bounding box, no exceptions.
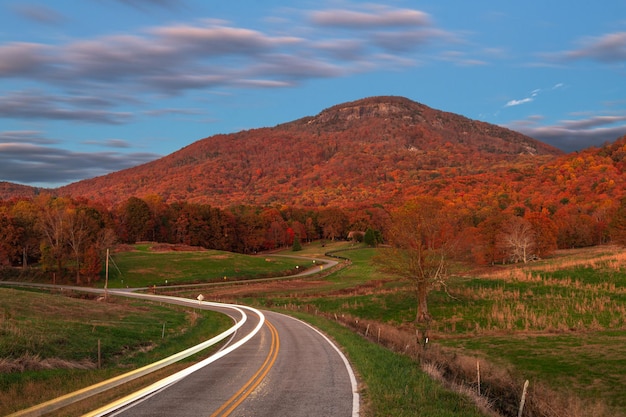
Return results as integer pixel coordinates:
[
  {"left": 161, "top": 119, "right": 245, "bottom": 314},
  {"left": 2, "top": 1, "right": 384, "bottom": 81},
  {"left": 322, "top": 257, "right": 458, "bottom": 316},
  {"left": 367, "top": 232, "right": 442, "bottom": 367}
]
[
  {"left": 103, "top": 243, "right": 305, "bottom": 288},
  {"left": 203, "top": 243, "right": 626, "bottom": 417},
  {"left": 0, "top": 287, "right": 231, "bottom": 415},
  {"left": 2, "top": 242, "right": 625, "bottom": 416}
]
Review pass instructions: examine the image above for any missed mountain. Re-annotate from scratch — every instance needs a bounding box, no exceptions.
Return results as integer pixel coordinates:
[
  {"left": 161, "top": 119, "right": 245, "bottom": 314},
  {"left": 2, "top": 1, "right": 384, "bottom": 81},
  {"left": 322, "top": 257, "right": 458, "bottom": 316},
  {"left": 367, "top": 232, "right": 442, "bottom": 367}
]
[
  {"left": 54, "top": 96, "right": 563, "bottom": 208},
  {"left": 0, "top": 182, "right": 45, "bottom": 200}
]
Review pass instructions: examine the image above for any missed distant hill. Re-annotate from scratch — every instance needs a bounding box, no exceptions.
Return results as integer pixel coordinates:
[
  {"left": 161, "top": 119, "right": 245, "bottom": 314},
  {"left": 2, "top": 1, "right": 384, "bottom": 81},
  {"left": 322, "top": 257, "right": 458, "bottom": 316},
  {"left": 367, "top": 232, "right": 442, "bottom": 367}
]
[
  {"left": 0, "top": 182, "right": 45, "bottom": 201},
  {"left": 53, "top": 96, "right": 564, "bottom": 207}
]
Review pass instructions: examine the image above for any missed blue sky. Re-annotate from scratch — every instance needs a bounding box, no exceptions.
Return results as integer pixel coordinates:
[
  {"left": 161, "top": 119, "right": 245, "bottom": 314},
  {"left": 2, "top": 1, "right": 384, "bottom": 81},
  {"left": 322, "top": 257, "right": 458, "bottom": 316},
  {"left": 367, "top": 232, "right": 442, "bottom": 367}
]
[{"left": 1, "top": 0, "right": 626, "bottom": 187}]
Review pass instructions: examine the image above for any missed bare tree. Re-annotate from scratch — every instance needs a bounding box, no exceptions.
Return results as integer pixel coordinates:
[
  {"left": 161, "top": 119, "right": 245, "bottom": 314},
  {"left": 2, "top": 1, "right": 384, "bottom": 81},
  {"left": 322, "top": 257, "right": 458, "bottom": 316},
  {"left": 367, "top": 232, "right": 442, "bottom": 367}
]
[
  {"left": 498, "top": 216, "right": 535, "bottom": 263},
  {"left": 38, "top": 198, "right": 70, "bottom": 276},
  {"left": 376, "top": 197, "right": 455, "bottom": 322}
]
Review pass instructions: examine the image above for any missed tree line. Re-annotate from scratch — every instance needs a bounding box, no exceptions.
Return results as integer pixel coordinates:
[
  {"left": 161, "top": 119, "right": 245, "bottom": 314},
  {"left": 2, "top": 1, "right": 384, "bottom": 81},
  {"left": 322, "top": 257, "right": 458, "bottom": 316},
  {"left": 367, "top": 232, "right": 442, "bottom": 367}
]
[
  {"left": 0, "top": 194, "right": 388, "bottom": 284},
  {"left": 1, "top": 193, "right": 626, "bottom": 285}
]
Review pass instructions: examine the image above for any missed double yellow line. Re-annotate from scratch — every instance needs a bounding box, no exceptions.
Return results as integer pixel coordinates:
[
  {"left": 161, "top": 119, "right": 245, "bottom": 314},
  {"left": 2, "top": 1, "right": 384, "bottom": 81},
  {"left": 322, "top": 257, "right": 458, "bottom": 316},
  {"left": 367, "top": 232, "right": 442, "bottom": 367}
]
[{"left": 210, "top": 320, "right": 280, "bottom": 417}]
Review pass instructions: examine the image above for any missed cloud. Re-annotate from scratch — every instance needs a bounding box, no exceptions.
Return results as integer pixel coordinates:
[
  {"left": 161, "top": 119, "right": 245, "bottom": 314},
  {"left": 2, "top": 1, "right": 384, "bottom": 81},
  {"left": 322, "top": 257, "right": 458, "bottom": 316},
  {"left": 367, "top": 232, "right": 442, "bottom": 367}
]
[
  {"left": 0, "top": 140, "right": 160, "bottom": 186},
  {"left": 0, "top": 42, "right": 51, "bottom": 77},
  {"left": 115, "top": 0, "right": 185, "bottom": 10},
  {"left": 0, "top": 3, "right": 461, "bottom": 186},
  {"left": 439, "top": 50, "right": 488, "bottom": 67},
  {"left": 504, "top": 86, "right": 560, "bottom": 108},
  {"left": 0, "top": 91, "right": 132, "bottom": 124},
  {"left": 11, "top": 3, "right": 66, "bottom": 25},
  {"left": 82, "top": 139, "right": 134, "bottom": 148},
  {"left": 373, "top": 29, "right": 443, "bottom": 52},
  {"left": 556, "top": 31, "right": 626, "bottom": 63},
  {"left": 308, "top": 5, "right": 452, "bottom": 57},
  {"left": 310, "top": 7, "right": 431, "bottom": 28},
  {"left": 560, "top": 115, "right": 626, "bottom": 130},
  {"left": 507, "top": 114, "right": 626, "bottom": 152},
  {"left": 0, "top": 130, "right": 57, "bottom": 145},
  {"left": 0, "top": 5, "right": 456, "bottom": 101},
  {"left": 143, "top": 107, "right": 204, "bottom": 117},
  {"left": 505, "top": 97, "right": 534, "bottom": 107}
]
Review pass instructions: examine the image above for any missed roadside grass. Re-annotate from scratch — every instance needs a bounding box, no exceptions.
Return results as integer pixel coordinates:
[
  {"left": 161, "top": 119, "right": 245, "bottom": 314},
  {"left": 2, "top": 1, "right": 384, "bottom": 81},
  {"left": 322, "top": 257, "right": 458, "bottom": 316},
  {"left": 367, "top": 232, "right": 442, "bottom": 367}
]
[
  {"left": 441, "top": 331, "right": 626, "bottom": 410},
  {"left": 104, "top": 243, "right": 305, "bottom": 288},
  {"left": 237, "top": 245, "right": 626, "bottom": 416},
  {"left": 6, "top": 242, "right": 626, "bottom": 416},
  {"left": 0, "top": 287, "right": 231, "bottom": 415},
  {"left": 289, "top": 312, "right": 488, "bottom": 417}
]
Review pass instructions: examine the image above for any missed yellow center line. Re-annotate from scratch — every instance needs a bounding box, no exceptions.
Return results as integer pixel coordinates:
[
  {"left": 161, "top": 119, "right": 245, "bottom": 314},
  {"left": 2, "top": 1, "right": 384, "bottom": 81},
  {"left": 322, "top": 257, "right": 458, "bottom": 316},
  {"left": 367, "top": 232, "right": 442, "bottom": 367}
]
[{"left": 210, "top": 320, "right": 280, "bottom": 417}]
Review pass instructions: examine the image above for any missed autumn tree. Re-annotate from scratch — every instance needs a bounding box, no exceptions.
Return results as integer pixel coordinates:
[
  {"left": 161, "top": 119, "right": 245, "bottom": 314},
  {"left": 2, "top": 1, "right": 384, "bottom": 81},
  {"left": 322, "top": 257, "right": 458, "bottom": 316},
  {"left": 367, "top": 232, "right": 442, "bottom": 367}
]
[
  {"left": 290, "top": 220, "right": 307, "bottom": 243},
  {"left": 609, "top": 197, "right": 626, "bottom": 246},
  {"left": 262, "top": 208, "right": 288, "bottom": 249},
  {"left": 305, "top": 217, "right": 318, "bottom": 242},
  {"left": 66, "top": 207, "right": 91, "bottom": 284},
  {"left": 376, "top": 197, "right": 455, "bottom": 322},
  {"left": 525, "top": 210, "right": 557, "bottom": 258},
  {"left": 498, "top": 216, "right": 535, "bottom": 263},
  {"left": 8, "top": 199, "right": 40, "bottom": 267},
  {"left": 0, "top": 211, "right": 22, "bottom": 266},
  {"left": 118, "top": 197, "right": 153, "bottom": 243},
  {"left": 37, "top": 197, "right": 72, "bottom": 277},
  {"left": 318, "top": 208, "right": 349, "bottom": 241},
  {"left": 230, "top": 206, "right": 266, "bottom": 253},
  {"left": 32, "top": 197, "right": 109, "bottom": 283},
  {"left": 143, "top": 194, "right": 173, "bottom": 242},
  {"left": 471, "top": 211, "right": 507, "bottom": 264},
  {"left": 555, "top": 206, "right": 597, "bottom": 248},
  {"left": 66, "top": 206, "right": 104, "bottom": 284}
]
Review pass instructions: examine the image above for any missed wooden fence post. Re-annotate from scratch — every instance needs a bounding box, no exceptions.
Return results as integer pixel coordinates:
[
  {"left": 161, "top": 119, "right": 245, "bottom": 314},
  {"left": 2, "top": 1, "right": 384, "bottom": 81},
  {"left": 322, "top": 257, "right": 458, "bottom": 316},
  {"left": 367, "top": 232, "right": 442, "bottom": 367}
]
[
  {"left": 477, "top": 360, "right": 481, "bottom": 396},
  {"left": 518, "top": 380, "right": 529, "bottom": 417}
]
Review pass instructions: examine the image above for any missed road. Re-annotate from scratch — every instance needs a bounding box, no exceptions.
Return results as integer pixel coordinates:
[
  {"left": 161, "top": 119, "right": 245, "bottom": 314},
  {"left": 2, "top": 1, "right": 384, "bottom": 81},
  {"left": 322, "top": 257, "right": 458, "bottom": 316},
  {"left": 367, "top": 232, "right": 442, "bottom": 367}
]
[
  {"left": 2, "top": 256, "right": 359, "bottom": 417},
  {"left": 101, "top": 307, "right": 358, "bottom": 417}
]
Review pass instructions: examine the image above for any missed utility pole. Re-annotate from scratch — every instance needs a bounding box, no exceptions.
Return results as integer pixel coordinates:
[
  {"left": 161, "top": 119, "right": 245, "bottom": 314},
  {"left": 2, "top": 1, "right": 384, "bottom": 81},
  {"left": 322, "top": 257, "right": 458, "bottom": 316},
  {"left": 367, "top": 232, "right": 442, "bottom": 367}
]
[{"left": 104, "top": 248, "right": 109, "bottom": 301}]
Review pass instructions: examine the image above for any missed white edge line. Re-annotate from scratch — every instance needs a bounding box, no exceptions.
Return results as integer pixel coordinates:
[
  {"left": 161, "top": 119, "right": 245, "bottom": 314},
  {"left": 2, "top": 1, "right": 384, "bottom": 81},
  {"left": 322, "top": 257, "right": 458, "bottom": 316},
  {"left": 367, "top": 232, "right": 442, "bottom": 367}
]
[
  {"left": 277, "top": 313, "right": 360, "bottom": 417},
  {"left": 6, "top": 286, "right": 262, "bottom": 417},
  {"left": 85, "top": 303, "right": 266, "bottom": 417}
]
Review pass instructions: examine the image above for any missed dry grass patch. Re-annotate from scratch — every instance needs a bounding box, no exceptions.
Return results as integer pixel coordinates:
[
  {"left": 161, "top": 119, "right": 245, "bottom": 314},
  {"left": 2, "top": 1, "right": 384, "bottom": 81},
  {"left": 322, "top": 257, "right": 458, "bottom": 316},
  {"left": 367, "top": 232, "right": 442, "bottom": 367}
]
[{"left": 0, "top": 354, "right": 96, "bottom": 373}]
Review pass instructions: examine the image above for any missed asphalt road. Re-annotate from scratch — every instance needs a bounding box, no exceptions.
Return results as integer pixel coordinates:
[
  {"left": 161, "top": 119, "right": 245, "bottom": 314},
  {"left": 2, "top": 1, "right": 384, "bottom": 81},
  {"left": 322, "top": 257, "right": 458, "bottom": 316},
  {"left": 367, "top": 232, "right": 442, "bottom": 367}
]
[
  {"left": 108, "top": 308, "right": 358, "bottom": 417},
  {"left": 1, "top": 255, "right": 358, "bottom": 417}
]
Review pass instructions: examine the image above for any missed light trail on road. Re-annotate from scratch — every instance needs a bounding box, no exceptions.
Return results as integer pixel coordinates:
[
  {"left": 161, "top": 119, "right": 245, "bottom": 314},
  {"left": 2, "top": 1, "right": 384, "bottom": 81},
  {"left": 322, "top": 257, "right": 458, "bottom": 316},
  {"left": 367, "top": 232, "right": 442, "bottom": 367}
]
[
  {"left": 85, "top": 302, "right": 266, "bottom": 417},
  {"left": 1, "top": 256, "right": 359, "bottom": 417}
]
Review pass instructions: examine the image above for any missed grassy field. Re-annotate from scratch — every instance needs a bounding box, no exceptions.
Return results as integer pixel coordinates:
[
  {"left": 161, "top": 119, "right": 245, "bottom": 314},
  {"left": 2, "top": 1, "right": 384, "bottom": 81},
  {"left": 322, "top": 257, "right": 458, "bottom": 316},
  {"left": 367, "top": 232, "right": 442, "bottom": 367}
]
[
  {"left": 3, "top": 241, "right": 626, "bottom": 416},
  {"left": 0, "top": 287, "right": 231, "bottom": 415},
  {"left": 104, "top": 243, "right": 306, "bottom": 288},
  {"left": 291, "top": 312, "right": 488, "bottom": 417},
  {"left": 192, "top": 242, "right": 626, "bottom": 416},
  {"left": 296, "top": 245, "right": 626, "bottom": 416}
]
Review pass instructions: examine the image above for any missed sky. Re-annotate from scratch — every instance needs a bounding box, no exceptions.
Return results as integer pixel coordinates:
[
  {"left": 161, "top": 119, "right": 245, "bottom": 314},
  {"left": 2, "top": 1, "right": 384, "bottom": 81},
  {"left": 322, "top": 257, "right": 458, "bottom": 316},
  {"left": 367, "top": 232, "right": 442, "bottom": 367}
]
[{"left": 1, "top": 1, "right": 626, "bottom": 188}]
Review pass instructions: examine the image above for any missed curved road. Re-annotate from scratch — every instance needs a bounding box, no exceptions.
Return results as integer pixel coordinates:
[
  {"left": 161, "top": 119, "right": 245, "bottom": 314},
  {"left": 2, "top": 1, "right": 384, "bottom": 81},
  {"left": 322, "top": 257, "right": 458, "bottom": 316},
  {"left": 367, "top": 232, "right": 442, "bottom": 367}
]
[
  {"left": 108, "top": 308, "right": 358, "bottom": 417},
  {"left": 1, "top": 277, "right": 359, "bottom": 416}
]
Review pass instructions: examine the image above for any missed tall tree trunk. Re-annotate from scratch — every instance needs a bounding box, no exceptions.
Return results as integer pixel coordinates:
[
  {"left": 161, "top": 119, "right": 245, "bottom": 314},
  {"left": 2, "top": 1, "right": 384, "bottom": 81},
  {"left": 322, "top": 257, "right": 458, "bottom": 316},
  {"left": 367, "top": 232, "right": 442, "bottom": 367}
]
[
  {"left": 416, "top": 283, "right": 431, "bottom": 322},
  {"left": 75, "top": 253, "right": 81, "bottom": 285}
]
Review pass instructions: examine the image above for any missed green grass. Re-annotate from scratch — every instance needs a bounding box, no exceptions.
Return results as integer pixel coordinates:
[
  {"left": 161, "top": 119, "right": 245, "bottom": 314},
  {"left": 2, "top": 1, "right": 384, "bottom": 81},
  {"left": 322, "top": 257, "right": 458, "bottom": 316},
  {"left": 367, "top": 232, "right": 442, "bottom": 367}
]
[
  {"left": 439, "top": 331, "right": 626, "bottom": 410},
  {"left": 291, "top": 312, "right": 487, "bottom": 417},
  {"left": 104, "top": 244, "right": 305, "bottom": 288},
  {"left": 0, "top": 287, "right": 231, "bottom": 415},
  {"left": 249, "top": 245, "right": 626, "bottom": 415},
  {"left": 6, "top": 242, "right": 626, "bottom": 416}
]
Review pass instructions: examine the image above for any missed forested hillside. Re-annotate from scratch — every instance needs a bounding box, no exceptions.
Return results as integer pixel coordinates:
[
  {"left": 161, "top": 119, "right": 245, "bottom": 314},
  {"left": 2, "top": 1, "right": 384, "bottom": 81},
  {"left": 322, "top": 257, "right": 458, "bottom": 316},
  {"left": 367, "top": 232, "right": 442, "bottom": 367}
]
[
  {"left": 2, "top": 96, "right": 626, "bottom": 284},
  {"left": 0, "top": 182, "right": 42, "bottom": 200},
  {"left": 54, "top": 96, "right": 562, "bottom": 207}
]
